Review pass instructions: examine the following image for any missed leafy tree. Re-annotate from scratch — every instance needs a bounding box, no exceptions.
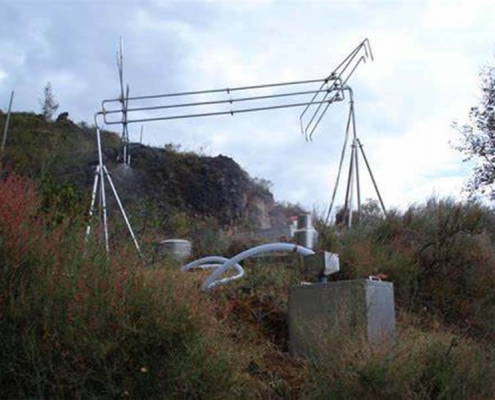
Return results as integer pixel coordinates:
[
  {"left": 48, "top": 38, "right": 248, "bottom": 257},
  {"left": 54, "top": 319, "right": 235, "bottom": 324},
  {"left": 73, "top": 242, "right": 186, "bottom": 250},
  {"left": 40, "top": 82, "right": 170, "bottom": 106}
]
[
  {"left": 454, "top": 64, "right": 495, "bottom": 198},
  {"left": 39, "top": 82, "right": 59, "bottom": 121}
]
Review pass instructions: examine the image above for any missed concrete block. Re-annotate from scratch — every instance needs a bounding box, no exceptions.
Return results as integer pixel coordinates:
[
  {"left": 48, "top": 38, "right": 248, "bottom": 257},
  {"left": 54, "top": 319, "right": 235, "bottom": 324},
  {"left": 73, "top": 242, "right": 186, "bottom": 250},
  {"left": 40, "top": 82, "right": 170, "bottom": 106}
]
[{"left": 288, "top": 279, "right": 395, "bottom": 360}]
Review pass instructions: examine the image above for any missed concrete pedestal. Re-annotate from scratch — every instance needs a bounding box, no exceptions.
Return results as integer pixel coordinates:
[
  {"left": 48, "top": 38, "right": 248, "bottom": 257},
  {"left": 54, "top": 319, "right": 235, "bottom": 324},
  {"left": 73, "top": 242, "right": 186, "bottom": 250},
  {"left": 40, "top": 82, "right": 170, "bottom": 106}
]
[{"left": 288, "top": 280, "right": 395, "bottom": 359}]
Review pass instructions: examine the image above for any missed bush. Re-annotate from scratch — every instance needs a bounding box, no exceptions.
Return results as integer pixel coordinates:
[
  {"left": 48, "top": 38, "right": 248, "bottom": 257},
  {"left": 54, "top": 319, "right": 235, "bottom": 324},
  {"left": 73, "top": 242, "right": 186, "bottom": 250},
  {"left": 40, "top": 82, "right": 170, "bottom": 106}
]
[
  {"left": 318, "top": 197, "right": 495, "bottom": 337},
  {"left": 3, "top": 168, "right": 495, "bottom": 398},
  {"left": 302, "top": 317, "right": 495, "bottom": 399},
  {"left": 0, "top": 171, "right": 246, "bottom": 398}
]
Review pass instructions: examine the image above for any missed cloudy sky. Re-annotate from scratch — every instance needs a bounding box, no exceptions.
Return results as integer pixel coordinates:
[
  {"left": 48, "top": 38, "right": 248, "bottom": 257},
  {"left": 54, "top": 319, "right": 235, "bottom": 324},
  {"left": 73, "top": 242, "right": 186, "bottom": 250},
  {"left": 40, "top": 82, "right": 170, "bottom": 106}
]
[{"left": 1, "top": 0, "right": 495, "bottom": 215}]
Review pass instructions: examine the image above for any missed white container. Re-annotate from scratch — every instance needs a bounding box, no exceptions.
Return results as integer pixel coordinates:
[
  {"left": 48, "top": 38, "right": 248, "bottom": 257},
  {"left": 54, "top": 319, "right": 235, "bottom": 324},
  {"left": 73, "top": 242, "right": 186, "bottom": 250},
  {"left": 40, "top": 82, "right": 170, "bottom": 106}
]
[
  {"left": 297, "top": 214, "right": 313, "bottom": 230},
  {"left": 156, "top": 239, "right": 192, "bottom": 261},
  {"left": 294, "top": 214, "right": 318, "bottom": 249}
]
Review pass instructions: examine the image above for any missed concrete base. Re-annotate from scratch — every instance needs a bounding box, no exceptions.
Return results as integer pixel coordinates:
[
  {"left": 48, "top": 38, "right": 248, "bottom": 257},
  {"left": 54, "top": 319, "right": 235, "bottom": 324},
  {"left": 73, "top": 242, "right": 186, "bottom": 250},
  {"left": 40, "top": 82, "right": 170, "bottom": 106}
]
[{"left": 288, "top": 279, "right": 395, "bottom": 359}]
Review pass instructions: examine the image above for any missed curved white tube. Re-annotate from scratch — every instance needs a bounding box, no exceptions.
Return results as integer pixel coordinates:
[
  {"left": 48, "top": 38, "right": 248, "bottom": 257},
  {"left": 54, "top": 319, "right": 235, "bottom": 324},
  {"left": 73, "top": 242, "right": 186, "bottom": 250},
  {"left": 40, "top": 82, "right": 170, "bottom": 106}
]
[
  {"left": 181, "top": 256, "right": 245, "bottom": 281},
  {"left": 201, "top": 243, "right": 315, "bottom": 291},
  {"left": 189, "top": 264, "right": 225, "bottom": 270}
]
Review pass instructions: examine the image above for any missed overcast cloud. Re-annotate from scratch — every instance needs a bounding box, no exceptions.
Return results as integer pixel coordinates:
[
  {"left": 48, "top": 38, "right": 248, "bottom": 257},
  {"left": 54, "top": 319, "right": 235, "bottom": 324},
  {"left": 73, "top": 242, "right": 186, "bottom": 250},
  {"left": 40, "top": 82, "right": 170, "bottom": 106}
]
[{"left": 1, "top": 0, "right": 495, "bottom": 214}]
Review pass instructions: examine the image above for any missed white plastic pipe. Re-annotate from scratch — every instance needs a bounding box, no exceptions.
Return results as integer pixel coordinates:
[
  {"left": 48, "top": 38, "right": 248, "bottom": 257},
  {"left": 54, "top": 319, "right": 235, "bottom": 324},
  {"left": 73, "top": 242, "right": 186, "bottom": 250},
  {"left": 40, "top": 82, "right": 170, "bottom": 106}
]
[
  {"left": 201, "top": 243, "right": 315, "bottom": 291},
  {"left": 181, "top": 256, "right": 245, "bottom": 280}
]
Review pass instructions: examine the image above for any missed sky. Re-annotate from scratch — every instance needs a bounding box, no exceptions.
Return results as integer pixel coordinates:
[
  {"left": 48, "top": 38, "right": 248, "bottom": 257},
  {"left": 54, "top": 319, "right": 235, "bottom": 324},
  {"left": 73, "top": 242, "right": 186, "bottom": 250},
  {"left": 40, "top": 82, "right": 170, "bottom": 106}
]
[{"left": 1, "top": 0, "right": 495, "bottom": 216}]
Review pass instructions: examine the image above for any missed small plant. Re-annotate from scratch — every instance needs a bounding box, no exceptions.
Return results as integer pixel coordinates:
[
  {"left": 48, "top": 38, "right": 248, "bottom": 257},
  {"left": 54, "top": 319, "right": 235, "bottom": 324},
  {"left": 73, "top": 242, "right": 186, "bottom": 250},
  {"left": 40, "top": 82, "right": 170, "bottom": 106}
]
[{"left": 39, "top": 82, "right": 59, "bottom": 121}]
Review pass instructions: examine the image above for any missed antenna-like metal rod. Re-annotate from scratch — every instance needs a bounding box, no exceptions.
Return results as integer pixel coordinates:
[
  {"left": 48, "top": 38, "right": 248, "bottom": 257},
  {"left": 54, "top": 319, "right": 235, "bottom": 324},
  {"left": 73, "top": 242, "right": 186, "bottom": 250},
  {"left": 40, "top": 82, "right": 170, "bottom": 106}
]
[
  {"left": 307, "top": 91, "right": 343, "bottom": 141},
  {"left": 123, "top": 84, "right": 131, "bottom": 164},
  {"left": 117, "top": 37, "right": 131, "bottom": 166},
  {"left": 299, "top": 39, "right": 372, "bottom": 138},
  {"left": 1, "top": 91, "right": 14, "bottom": 152},
  {"left": 302, "top": 83, "right": 344, "bottom": 141}
]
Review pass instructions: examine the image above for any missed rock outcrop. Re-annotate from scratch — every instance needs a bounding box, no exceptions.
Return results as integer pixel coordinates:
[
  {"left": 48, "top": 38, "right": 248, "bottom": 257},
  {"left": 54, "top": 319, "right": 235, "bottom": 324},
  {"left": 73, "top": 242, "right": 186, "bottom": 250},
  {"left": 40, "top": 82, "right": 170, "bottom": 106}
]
[{"left": 0, "top": 111, "right": 281, "bottom": 230}]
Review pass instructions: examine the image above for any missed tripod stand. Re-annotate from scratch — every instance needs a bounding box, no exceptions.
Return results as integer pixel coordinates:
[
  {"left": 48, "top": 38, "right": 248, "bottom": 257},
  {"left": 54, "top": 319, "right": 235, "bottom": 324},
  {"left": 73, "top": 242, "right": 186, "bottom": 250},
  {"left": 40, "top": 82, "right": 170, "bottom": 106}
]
[
  {"left": 84, "top": 126, "right": 141, "bottom": 255},
  {"left": 326, "top": 87, "right": 386, "bottom": 226}
]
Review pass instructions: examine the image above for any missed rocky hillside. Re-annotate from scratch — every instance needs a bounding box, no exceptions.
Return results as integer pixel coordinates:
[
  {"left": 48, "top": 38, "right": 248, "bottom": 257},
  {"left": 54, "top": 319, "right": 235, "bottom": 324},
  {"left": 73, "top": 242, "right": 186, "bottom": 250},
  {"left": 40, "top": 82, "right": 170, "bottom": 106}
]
[{"left": 0, "top": 111, "right": 300, "bottom": 232}]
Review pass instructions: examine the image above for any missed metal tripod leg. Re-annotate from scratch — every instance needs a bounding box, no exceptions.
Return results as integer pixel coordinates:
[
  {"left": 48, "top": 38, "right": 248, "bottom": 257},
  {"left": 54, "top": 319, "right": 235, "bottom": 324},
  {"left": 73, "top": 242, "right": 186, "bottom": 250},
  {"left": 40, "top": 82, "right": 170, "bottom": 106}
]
[
  {"left": 326, "top": 100, "right": 352, "bottom": 224},
  {"left": 357, "top": 138, "right": 387, "bottom": 216},
  {"left": 95, "top": 129, "right": 110, "bottom": 254},
  {"left": 347, "top": 142, "right": 356, "bottom": 228},
  {"left": 102, "top": 165, "right": 142, "bottom": 256},
  {"left": 351, "top": 113, "right": 361, "bottom": 223},
  {"left": 85, "top": 165, "right": 100, "bottom": 244}
]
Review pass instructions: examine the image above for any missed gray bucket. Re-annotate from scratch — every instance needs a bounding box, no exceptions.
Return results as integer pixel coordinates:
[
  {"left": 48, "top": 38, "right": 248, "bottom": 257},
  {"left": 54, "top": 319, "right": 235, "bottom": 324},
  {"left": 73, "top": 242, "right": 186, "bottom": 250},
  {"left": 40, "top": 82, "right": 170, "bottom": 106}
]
[{"left": 156, "top": 239, "right": 192, "bottom": 261}]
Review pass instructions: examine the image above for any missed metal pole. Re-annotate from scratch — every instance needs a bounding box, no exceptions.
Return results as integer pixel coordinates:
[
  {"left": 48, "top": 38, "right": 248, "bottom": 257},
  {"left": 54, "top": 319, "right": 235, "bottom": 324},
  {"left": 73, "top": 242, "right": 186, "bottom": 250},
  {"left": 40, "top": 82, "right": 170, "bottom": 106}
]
[
  {"left": 351, "top": 107, "right": 361, "bottom": 223},
  {"left": 123, "top": 85, "right": 130, "bottom": 165},
  {"left": 1, "top": 91, "right": 14, "bottom": 152},
  {"left": 344, "top": 141, "right": 355, "bottom": 227},
  {"left": 347, "top": 143, "right": 356, "bottom": 228},
  {"left": 85, "top": 165, "right": 100, "bottom": 243},
  {"left": 325, "top": 99, "right": 353, "bottom": 224},
  {"left": 117, "top": 37, "right": 131, "bottom": 166},
  {"left": 96, "top": 127, "right": 110, "bottom": 253},
  {"left": 357, "top": 138, "right": 387, "bottom": 216},
  {"left": 103, "top": 165, "right": 142, "bottom": 255}
]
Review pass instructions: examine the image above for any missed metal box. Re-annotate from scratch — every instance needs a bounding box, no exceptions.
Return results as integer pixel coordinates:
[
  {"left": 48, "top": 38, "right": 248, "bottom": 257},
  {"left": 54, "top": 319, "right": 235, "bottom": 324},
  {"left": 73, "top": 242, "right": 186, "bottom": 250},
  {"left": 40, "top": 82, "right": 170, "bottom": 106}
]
[{"left": 288, "top": 279, "right": 395, "bottom": 360}]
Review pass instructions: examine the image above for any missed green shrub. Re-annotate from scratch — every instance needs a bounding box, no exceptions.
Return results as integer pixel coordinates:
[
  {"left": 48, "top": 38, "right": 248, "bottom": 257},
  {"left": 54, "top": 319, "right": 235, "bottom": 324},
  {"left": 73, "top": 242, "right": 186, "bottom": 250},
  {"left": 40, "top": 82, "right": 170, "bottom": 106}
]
[
  {"left": 302, "top": 319, "right": 495, "bottom": 399},
  {"left": 0, "top": 171, "right": 246, "bottom": 398},
  {"left": 318, "top": 197, "right": 495, "bottom": 336}
]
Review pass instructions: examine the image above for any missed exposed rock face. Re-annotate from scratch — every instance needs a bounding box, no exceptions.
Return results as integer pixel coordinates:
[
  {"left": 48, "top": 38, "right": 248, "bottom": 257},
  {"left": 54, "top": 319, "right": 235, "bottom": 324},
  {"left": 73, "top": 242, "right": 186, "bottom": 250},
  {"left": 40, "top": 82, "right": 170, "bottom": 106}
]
[
  {"left": 0, "top": 111, "right": 278, "bottom": 230},
  {"left": 120, "top": 144, "right": 275, "bottom": 228}
]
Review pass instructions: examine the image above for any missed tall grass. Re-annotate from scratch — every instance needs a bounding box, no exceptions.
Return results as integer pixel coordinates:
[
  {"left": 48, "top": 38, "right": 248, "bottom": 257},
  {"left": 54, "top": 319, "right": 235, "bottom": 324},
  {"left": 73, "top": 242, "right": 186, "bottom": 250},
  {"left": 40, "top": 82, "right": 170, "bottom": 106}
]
[
  {"left": 0, "top": 171, "right": 246, "bottom": 398},
  {"left": 3, "top": 169, "right": 495, "bottom": 398},
  {"left": 301, "top": 313, "right": 495, "bottom": 399}
]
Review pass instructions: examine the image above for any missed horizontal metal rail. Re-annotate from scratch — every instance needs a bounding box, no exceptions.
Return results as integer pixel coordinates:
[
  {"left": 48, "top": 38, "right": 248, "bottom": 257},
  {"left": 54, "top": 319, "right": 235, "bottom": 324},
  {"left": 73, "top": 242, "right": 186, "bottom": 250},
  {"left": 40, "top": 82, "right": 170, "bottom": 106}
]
[
  {"left": 101, "top": 76, "right": 331, "bottom": 105},
  {"left": 98, "top": 38, "right": 372, "bottom": 135},
  {"left": 98, "top": 97, "right": 342, "bottom": 125},
  {"left": 101, "top": 86, "right": 344, "bottom": 116}
]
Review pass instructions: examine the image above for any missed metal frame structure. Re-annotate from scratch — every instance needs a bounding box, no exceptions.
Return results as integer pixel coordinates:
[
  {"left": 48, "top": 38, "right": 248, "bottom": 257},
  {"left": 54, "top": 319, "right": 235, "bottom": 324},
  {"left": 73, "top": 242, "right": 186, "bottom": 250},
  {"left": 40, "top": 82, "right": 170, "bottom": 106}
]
[{"left": 86, "top": 38, "right": 384, "bottom": 255}]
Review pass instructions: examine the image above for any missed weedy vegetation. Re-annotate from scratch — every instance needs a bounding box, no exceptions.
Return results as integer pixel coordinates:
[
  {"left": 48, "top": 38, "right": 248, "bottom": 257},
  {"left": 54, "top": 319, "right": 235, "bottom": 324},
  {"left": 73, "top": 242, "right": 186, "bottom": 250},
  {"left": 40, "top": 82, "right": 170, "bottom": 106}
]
[
  {"left": 3, "top": 113, "right": 495, "bottom": 398},
  {"left": 2, "top": 168, "right": 495, "bottom": 398}
]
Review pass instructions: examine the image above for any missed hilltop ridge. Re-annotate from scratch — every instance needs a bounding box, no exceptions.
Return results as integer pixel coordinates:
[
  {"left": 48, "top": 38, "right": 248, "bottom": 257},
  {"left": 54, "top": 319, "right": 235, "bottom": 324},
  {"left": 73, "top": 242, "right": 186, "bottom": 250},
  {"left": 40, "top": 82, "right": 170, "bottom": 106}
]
[{"left": 0, "top": 110, "right": 302, "bottom": 234}]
